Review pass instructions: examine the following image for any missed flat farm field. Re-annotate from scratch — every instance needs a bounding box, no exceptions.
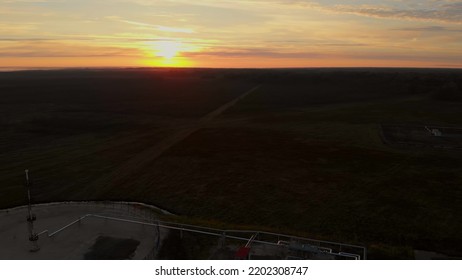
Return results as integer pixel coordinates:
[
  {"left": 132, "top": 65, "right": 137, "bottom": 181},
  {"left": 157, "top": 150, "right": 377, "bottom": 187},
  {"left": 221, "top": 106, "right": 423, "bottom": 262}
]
[{"left": 1, "top": 68, "right": 462, "bottom": 259}]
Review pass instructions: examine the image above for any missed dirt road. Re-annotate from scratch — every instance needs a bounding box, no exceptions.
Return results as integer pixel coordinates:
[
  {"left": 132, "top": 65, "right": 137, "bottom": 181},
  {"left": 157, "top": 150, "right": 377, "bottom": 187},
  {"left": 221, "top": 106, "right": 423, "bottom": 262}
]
[{"left": 87, "top": 85, "right": 261, "bottom": 192}]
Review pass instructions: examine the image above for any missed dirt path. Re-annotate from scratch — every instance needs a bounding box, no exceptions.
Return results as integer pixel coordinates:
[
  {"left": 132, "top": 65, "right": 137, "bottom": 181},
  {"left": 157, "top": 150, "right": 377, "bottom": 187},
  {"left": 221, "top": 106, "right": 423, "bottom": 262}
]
[{"left": 88, "top": 85, "right": 261, "bottom": 191}]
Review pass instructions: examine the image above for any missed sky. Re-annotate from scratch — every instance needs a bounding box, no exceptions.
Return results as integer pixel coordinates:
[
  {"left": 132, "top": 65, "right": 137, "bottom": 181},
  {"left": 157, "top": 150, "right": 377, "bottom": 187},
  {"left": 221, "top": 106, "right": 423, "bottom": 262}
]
[{"left": 1, "top": 0, "right": 462, "bottom": 68}]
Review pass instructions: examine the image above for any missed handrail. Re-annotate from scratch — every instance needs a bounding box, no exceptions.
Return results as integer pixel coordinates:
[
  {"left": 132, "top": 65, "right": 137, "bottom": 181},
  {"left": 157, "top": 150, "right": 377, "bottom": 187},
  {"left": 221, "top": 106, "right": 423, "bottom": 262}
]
[
  {"left": 37, "top": 214, "right": 91, "bottom": 237},
  {"left": 35, "top": 212, "right": 365, "bottom": 260},
  {"left": 2, "top": 201, "right": 366, "bottom": 259},
  {"left": 223, "top": 229, "right": 366, "bottom": 250}
]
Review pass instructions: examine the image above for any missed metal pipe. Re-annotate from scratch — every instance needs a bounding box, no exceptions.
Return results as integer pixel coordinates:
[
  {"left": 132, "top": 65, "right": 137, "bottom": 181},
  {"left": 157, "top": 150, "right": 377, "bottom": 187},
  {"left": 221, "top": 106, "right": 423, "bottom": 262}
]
[
  {"left": 85, "top": 215, "right": 358, "bottom": 257},
  {"left": 86, "top": 214, "right": 365, "bottom": 259},
  {"left": 49, "top": 215, "right": 90, "bottom": 237},
  {"left": 17, "top": 201, "right": 365, "bottom": 259},
  {"left": 38, "top": 214, "right": 91, "bottom": 237},
  {"left": 224, "top": 229, "right": 366, "bottom": 250}
]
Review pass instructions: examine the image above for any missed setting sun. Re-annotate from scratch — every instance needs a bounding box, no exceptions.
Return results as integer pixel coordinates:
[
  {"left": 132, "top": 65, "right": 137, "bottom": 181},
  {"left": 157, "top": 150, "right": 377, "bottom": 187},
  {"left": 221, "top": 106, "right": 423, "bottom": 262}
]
[
  {"left": 155, "top": 41, "right": 181, "bottom": 60},
  {"left": 141, "top": 40, "right": 200, "bottom": 67},
  {"left": 1, "top": 0, "right": 461, "bottom": 68}
]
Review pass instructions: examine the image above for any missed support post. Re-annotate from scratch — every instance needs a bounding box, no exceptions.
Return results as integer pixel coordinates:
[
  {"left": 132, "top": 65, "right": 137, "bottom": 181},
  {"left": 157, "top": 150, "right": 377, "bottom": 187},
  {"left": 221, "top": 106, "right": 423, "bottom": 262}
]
[{"left": 25, "top": 169, "right": 39, "bottom": 252}]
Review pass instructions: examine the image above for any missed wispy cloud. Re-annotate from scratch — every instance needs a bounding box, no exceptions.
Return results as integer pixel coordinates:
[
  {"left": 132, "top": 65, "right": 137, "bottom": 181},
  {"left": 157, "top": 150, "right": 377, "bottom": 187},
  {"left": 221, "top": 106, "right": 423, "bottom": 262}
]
[
  {"left": 281, "top": 1, "right": 462, "bottom": 23},
  {"left": 184, "top": 45, "right": 462, "bottom": 65},
  {"left": 392, "top": 26, "right": 462, "bottom": 32},
  {"left": 0, "top": 41, "right": 142, "bottom": 57},
  {"left": 118, "top": 19, "right": 195, "bottom": 34},
  {"left": 185, "top": 48, "right": 328, "bottom": 59},
  {"left": 0, "top": 22, "right": 39, "bottom": 33},
  {"left": 1, "top": 0, "right": 462, "bottom": 67},
  {"left": 2, "top": 0, "right": 64, "bottom": 3},
  {"left": 330, "top": 3, "right": 462, "bottom": 23}
]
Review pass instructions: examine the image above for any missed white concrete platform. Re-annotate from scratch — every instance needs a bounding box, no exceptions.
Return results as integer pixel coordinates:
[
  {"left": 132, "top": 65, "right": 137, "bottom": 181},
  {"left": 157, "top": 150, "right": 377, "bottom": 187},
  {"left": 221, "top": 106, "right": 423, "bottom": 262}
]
[{"left": 0, "top": 202, "right": 167, "bottom": 260}]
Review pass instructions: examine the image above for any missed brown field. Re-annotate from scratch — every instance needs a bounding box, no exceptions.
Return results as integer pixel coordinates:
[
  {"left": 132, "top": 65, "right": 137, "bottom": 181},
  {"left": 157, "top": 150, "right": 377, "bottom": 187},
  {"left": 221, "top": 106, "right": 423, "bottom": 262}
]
[{"left": 1, "top": 68, "right": 462, "bottom": 259}]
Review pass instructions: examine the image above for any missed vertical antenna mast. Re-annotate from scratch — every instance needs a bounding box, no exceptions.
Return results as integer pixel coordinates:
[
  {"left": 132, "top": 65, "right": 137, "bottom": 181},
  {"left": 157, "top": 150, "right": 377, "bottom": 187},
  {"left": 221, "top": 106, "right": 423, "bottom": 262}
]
[{"left": 25, "top": 169, "right": 39, "bottom": 252}]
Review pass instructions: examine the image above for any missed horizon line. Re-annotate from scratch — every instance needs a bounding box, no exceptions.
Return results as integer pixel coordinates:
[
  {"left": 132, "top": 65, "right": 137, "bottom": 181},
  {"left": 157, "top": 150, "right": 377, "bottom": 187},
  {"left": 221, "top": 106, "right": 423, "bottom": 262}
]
[{"left": 1, "top": 65, "right": 462, "bottom": 73}]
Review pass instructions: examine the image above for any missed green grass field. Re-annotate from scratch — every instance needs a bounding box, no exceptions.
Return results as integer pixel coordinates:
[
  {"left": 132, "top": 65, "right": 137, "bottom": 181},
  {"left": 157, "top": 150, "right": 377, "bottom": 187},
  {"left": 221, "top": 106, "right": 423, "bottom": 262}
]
[{"left": 1, "top": 68, "right": 461, "bottom": 259}]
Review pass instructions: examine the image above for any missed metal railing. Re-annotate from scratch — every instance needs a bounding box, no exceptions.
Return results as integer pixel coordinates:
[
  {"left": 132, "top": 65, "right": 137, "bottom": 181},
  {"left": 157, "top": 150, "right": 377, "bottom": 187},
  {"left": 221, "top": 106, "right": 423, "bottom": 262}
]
[{"left": 3, "top": 201, "right": 367, "bottom": 260}]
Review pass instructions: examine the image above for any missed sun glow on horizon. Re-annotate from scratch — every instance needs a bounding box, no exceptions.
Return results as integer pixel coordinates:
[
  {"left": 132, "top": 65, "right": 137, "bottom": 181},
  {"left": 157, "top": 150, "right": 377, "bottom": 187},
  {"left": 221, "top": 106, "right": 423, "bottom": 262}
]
[
  {"left": 154, "top": 41, "right": 182, "bottom": 59},
  {"left": 141, "top": 40, "right": 200, "bottom": 67},
  {"left": 1, "top": 0, "right": 461, "bottom": 69}
]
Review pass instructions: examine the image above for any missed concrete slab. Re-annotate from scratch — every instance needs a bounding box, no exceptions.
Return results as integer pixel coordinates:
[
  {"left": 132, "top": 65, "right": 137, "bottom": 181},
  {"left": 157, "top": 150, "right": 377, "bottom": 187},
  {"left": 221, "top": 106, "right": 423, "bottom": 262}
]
[{"left": 0, "top": 202, "right": 167, "bottom": 259}]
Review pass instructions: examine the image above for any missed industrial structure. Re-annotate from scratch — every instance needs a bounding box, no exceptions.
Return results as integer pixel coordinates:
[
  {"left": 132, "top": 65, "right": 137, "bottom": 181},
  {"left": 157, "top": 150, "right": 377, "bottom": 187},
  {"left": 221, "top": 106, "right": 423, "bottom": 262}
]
[{"left": 1, "top": 200, "right": 366, "bottom": 260}]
